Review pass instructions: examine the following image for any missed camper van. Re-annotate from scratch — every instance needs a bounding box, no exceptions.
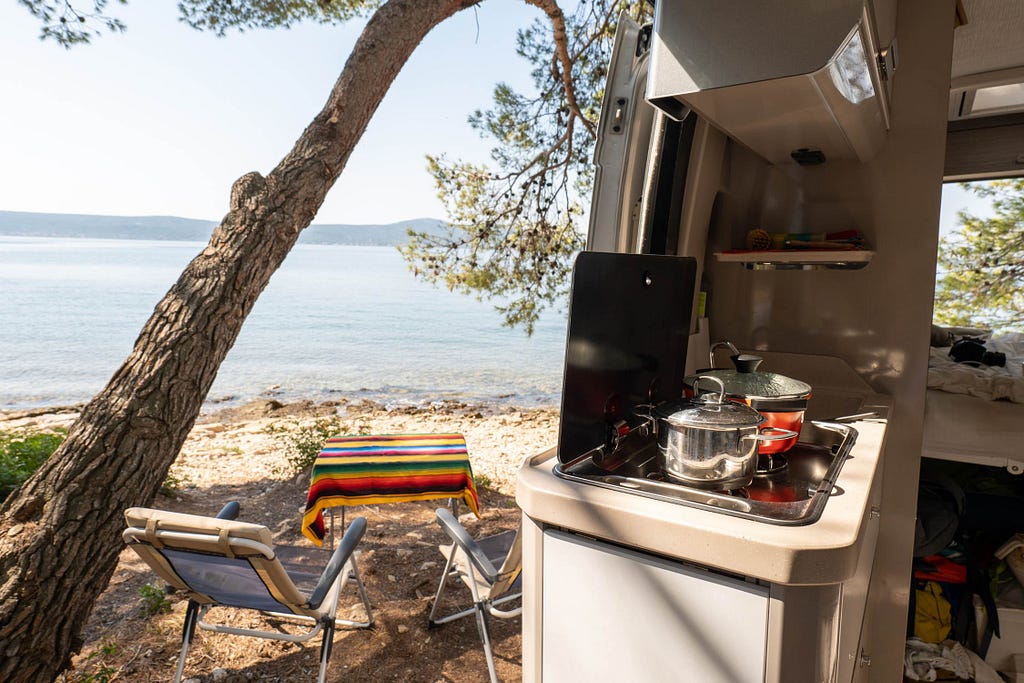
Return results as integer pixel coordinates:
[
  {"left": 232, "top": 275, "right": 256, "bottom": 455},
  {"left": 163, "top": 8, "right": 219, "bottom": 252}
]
[{"left": 516, "top": 1, "right": 1024, "bottom": 681}]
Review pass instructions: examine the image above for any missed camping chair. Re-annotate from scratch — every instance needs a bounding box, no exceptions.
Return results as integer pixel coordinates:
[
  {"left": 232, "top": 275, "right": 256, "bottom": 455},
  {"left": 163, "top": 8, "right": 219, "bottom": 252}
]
[
  {"left": 123, "top": 502, "right": 373, "bottom": 683},
  {"left": 427, "top": 507, "right": 522, "bottom": 683}
]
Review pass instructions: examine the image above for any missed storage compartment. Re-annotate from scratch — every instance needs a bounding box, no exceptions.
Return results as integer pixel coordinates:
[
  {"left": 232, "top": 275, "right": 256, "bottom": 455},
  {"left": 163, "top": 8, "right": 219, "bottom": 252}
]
[
  {"left": 910, "top": 459, "right": 1024, "bottom": 677},
  {"left": 541, "top": 530, "right": 769, "bottom": 682},
  {"left": 647, "top": 0, "right": 891, "bottom": 165}
]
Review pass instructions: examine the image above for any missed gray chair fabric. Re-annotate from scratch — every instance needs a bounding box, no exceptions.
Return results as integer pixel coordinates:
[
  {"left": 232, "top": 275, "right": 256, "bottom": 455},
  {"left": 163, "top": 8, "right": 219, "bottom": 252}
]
[
  {"left": 427, "top": 508, "right": 522, "bottom": 683},
  {"left": 123, "top": 504, "right": 373, "bottom": 683}
]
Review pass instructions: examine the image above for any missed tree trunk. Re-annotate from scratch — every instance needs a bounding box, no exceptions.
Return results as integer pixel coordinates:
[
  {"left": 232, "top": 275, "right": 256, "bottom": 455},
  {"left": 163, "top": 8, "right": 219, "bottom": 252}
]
[{"left": 0, "top": 0, "right": 477, "bottom": 679}]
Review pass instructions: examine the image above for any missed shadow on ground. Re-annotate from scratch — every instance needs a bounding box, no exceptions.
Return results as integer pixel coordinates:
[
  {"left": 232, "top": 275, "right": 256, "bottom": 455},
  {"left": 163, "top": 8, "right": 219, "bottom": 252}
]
[{"left": 64, "top": 473, "right": 522, "bottom": 683}]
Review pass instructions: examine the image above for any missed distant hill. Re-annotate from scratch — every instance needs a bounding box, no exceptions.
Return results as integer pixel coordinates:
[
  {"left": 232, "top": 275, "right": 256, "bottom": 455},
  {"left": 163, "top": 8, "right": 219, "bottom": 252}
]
[{"left": 0, "top": 211, "right": 447, "bottom": 246}]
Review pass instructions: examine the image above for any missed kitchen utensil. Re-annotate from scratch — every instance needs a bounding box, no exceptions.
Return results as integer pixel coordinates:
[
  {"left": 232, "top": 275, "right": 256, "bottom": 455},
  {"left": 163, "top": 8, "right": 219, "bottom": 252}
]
[
  {"left": 654, "top": 376, "right": 797, "bottom": 490},
  {"left": 686, "top": 344, "right": 812, "bottom": 455}
]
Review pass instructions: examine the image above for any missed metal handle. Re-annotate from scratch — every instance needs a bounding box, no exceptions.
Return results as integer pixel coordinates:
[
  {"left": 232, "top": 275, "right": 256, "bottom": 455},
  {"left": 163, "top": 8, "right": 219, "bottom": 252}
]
[
  {"left": 693, "top": 375, "right": 726, "bottom": 404},
  {"left": 829, "top": 412, "right": 878, "bottom": 423},
  {"left": 745, "top": 426, "right": 799, "bottom": 443},
  {"left": 708, "top": 341, "right": 738, "bottom": 369}
]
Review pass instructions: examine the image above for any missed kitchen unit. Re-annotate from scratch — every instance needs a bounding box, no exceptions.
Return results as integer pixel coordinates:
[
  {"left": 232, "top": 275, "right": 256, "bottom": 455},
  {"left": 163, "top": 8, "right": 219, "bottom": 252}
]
[{"left": 517, "top": 0, "right": 1024, "bottom": 680}]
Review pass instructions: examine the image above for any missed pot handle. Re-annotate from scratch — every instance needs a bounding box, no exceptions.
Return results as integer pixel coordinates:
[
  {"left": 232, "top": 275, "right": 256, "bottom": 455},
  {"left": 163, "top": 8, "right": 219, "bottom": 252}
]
[
  {"left": 744, "top": 426, "right": 799, "bottom": 443},
  {"left": 708, "top": 341, "right": 738, "bottom": 369},
  {"left": 693, "top": 375, "right": 726, "bottom": 404}
]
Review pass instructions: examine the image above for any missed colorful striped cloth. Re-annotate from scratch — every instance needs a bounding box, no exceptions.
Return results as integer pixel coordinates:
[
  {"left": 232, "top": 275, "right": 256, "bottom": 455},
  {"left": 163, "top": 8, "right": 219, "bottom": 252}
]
[{"left": 301, "top": 433, "right": 481, "bottom": 545}]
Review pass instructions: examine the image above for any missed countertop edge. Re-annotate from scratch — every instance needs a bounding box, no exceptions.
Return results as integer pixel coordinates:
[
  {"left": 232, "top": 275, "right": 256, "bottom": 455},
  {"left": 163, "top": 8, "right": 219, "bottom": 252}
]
[{"left": 516, "top": 409, "right": 889, "bottom": 585}]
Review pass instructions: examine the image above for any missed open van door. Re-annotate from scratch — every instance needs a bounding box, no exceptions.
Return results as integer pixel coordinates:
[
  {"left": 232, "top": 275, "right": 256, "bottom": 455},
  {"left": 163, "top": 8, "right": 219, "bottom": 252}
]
[
  {"left": 589, "top": 12, "right": 700, "bottom": 260},
  {"left": 587, "top": 12, "right": 655, "bottom": 254}
]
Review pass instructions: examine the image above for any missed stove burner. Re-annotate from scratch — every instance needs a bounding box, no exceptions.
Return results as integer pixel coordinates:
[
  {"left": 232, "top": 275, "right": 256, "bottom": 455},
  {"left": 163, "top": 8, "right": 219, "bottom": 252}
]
[
  {"left": 756, "top": 453, "right": 789, "bottom": 475},
  {"left": 554, "top": 420, "right": 856, "bottom": 525}
]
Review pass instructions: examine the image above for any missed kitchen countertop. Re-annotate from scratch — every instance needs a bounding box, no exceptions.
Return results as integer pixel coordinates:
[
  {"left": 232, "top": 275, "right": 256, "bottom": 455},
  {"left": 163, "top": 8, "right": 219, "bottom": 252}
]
[{"left": 516, "top": 394, "right": 891, "bottom": 586}]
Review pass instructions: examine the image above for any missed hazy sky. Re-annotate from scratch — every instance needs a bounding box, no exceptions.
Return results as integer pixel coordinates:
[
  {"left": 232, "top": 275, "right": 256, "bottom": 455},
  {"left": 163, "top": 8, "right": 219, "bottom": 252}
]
[
  {"left": 0, "top": 2, "right": 991, "bottom": 231},
  {"left": 0, "top": 1, "right": 535, "bottom": 224}
]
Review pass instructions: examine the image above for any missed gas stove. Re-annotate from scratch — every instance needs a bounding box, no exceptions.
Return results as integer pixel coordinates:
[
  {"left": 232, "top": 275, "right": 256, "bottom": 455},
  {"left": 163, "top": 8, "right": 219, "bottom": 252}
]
[
  {"left": 551, "top": 252, "right": 860, "bottom": 526},
  {"left": 554, "top": 418, "right": 857, "bottom": 525}
]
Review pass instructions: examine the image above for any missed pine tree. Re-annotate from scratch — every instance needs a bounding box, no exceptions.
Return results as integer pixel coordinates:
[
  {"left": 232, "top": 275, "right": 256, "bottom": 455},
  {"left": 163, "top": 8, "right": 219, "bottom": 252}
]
[
  {"left": 1, "top": 1, "right": 634, "bottom": 678},
  {"left": 934, "top": 179, "right": 1024, "bottom": 332}
]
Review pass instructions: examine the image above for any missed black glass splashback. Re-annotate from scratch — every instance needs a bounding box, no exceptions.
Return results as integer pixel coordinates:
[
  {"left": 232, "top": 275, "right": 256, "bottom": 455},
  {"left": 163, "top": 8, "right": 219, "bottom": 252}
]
[{"left": 557, "top": 251, "right": 696, "bottom": 464}]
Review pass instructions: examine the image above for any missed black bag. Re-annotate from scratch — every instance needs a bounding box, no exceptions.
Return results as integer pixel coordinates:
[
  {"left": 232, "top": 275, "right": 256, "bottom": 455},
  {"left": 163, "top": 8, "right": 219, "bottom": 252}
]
[
  {"left": 949, "top": 337, "right": 1006, "bottom": 367},
  {"left": 914, "top": 471, "right": 965, "bottom": 558}
]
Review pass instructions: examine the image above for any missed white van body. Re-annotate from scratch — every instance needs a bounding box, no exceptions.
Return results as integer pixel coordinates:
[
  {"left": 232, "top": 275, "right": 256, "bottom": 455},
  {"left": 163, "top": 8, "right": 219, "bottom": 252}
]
[{"left": 516, "top": 1, "right": 1024, "bottom": 680}]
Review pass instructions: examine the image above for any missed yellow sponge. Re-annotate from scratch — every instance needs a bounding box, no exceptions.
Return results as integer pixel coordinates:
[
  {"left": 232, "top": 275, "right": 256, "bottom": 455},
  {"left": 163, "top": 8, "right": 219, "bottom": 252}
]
[{"left": 745, "top": 228, "right": 771, "bottom": 250}]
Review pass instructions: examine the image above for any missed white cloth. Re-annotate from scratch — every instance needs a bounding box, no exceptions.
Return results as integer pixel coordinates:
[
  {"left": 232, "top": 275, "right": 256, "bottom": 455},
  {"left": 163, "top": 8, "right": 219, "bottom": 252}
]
[
  {"left": 904, "top": 639, "right": 973, "bottom": 681},
  {"left": 967, "top": 648, "right": 1011, "bottom": 683},
  {"left": 928, "top": 332, "right": 1024, "bottom": 403},
  {"left": 904, "top": 638, "right": 1005, "bottom": 682}
]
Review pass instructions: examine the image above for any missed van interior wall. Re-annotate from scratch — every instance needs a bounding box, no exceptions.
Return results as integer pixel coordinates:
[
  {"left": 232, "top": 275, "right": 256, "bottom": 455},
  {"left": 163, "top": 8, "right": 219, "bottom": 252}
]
[{"left": 697, "top": 0, "right": 956, "bottom": 677}]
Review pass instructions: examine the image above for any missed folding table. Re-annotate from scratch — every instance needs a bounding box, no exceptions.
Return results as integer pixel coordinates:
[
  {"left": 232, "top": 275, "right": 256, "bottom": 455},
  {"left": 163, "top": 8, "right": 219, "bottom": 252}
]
[{"left": 302, "top": 433, "right": 481, "bottom": 546}]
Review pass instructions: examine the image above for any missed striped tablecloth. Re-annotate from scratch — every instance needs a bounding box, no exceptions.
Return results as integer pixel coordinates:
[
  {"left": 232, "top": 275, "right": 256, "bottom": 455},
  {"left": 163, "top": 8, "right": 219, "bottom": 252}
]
[{"left": 301, "top": 433, "right": 481, "bottom": 545}]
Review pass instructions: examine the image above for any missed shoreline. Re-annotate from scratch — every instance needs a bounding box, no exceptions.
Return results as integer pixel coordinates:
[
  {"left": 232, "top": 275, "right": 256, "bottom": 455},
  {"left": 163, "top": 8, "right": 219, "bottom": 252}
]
[
  {"left": 0, "top": 389, "right": 561, "bottom": 421},
  {"left": 1, "top": 396, "right": 561, "bottom": 496}
]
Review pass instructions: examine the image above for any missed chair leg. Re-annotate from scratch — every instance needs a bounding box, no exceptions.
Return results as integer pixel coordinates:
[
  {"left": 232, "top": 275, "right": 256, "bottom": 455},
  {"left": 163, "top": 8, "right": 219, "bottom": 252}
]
[
  {"left": 350, "top": 559, "right": 374, "bottom": 627},
  {"left": 474, "top": 602, "right": 499, "bottom": 683},
  {"left": 332, "top": 558, "right": 374, "bottom": 629},
  {"left": 427, "top": 549, "right": 459, "bottom": 626},
  {"left": 173, "top": 600, "right": 200, "bottom": 683},
  {"left": 317, "top": 619, "right": 335, "bottom": 683}
]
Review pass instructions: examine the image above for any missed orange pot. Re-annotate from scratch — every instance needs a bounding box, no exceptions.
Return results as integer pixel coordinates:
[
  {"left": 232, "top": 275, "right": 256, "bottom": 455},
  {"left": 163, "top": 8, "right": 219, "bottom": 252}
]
[{"left": 683, "top": 349, "right": 811, "bottom": 455}]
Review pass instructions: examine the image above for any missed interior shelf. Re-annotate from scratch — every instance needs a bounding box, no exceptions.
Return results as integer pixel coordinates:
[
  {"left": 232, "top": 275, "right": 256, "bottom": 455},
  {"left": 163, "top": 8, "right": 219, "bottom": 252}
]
[{"left": 715, "top": 250, "right": 874, "bottom": 270}]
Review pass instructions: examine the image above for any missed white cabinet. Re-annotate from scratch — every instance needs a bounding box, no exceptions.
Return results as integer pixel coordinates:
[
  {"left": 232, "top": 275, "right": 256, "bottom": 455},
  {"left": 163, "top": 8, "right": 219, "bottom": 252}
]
[{"left": 541, "top": 530, "right": 770, "bottom": 682}]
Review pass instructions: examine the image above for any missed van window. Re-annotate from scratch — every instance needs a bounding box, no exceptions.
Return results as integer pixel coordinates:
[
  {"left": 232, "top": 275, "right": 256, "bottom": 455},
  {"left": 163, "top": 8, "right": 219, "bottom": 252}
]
[{"left": 933, "top": 180, "right": 1022, "bottom": 335}]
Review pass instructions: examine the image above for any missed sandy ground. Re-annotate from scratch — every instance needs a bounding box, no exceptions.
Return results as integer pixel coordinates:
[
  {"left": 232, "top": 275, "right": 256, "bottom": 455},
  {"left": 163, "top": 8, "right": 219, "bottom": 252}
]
[
  {"left": 1, "top": 397, "right": 558, "bottom": 497},
  {"left": 1, "top": 398, "right": 559, "bottom": 682}
]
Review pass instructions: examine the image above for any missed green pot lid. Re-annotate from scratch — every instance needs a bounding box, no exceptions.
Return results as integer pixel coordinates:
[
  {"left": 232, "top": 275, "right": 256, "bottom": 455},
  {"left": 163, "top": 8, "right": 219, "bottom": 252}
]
[{"left": 684, "top": 355, "right": 811, "bottom": 401}]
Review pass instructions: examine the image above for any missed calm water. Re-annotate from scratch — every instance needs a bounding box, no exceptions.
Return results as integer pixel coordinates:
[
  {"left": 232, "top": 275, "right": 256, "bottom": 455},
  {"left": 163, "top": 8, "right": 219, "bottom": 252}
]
[{"left": 0, "top": 236, "right": 568, "bottom": 410}]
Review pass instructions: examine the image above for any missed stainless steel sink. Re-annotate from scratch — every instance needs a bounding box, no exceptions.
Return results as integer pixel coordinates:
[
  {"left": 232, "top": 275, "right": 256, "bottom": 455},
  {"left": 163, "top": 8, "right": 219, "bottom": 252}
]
[{"left": 554, "top": 420, "right": 858, "bottom": 525}]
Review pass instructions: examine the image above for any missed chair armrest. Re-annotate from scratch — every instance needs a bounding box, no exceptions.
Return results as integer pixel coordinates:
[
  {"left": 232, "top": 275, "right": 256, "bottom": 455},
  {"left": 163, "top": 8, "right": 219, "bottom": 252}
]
[
  {"left": 216, "top": 501, "right": 241, "bottom": 520},
  {"left": 307, "top": 516, "right": 367, "bottom": 610},
  {"left": 435, "top": 508, "right": 499, "bottom": 583}
]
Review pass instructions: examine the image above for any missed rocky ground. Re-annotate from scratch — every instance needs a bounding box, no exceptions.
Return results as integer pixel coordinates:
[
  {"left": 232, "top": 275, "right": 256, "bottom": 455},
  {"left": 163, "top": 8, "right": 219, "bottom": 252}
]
[{"left": 2, "top": 397, "right": 559, "bottom": 682}]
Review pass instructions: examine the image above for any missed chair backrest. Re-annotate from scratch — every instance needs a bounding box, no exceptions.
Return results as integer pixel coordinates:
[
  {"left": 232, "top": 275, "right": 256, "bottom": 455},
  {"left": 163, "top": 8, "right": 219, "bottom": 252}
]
[
  {"left": 489, "top": 518, "right": 522, "bottom": 600},
  {"left": 123, "top": 507, "right": 321, "bottom": 618},
  {"left": 435, "top": 507, "right": 522, "bottom": 600}
]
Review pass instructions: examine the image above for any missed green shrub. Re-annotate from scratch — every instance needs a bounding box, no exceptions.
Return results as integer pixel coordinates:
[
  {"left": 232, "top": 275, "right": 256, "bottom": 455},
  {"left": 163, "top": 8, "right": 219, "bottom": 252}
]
[
  {"left": 159, "top": 470, "right": 190, "bottom": 499},
  {"left": 138, "top": 582, "right": 172, "bottom": 616},
  {"left": 265, "top": 417, "right": 348, "bottom": 475},
  {"left": 0, "top": 428, "right": 67, "bottom": 502},
  {"left": 69, "top": 639, "right": 119, "bottom": 683}
]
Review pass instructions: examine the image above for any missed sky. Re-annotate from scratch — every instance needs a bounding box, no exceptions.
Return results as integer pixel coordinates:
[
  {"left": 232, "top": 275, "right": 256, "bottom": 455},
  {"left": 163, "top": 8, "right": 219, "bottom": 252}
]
[
  {"left": 0, "top": 2, "right": 994, "bottom": 230},
  {"left": 0, "top": 1, "right": 536, "bottom": 225},
  {"left": 939, "top": 182, "right": 989, "bottom": 237}
]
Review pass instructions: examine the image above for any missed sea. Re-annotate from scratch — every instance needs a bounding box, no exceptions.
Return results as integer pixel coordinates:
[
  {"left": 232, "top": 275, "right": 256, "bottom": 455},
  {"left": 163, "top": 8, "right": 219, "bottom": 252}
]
[{"left": 0, "top": 236, "right": 569, "bottom": 412}]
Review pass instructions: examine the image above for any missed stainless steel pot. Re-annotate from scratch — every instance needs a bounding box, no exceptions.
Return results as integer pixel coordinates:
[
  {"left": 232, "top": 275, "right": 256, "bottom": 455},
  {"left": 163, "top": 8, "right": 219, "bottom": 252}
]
[{"left": 654, "top": 376, "right": 798, "bottom": 490}]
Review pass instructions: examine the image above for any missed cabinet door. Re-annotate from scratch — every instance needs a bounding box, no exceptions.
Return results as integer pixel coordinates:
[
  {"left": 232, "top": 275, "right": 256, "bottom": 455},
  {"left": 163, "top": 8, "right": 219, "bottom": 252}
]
[{"left": 542, "top": 530, "right": 769, "bottom": 682}]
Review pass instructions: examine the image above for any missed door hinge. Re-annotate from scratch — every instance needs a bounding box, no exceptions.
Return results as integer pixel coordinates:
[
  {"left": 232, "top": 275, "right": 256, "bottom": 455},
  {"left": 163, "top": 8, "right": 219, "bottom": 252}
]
[{"left": 877, "top": 40, "right": 898, "bottom": 81}]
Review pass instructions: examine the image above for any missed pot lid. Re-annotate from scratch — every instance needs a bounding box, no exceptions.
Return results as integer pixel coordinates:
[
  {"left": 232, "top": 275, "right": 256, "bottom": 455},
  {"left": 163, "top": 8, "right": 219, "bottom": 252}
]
[
  {"left": 684, "top": 353, "right": 811, "bottom": 400},
  {"left": 660, "top": 377, "right": 766, "bottom": 429}
]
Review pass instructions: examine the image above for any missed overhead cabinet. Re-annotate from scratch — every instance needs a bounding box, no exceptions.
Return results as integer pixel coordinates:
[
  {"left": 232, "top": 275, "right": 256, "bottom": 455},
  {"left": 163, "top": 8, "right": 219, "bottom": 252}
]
[{"left": 646, "top": 0, "right": 893, "bottom": 166}]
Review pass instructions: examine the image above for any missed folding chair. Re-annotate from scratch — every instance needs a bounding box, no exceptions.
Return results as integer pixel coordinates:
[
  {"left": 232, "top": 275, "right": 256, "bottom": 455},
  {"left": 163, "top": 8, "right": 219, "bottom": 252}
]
[
  {"left": 123, "top": 502, "right": 373, "bottom": 683},
  {"left": 427, "top": 507, "right": 522, "bottom": 683}
]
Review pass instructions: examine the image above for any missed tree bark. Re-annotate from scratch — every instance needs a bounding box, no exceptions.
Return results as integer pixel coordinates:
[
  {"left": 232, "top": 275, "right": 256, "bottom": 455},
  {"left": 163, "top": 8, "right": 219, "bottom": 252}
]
[{"left": 0, "top": 0, "right": 478, "bottom": 679}]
